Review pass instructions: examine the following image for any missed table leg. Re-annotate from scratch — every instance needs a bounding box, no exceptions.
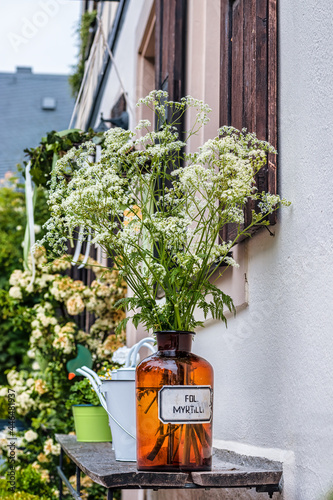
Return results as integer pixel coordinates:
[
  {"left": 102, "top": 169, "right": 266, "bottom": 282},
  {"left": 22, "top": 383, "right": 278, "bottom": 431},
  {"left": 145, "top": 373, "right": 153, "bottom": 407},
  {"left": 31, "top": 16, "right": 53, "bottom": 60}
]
[
  {"left": 107, "top": 489, "right": 114, "bottom": 500},
  {"left": 59, "top": 448, "right": 63, "bottom": 500},
  {"left": 76, "top": 466, "right": 81, "bottom": 495}
]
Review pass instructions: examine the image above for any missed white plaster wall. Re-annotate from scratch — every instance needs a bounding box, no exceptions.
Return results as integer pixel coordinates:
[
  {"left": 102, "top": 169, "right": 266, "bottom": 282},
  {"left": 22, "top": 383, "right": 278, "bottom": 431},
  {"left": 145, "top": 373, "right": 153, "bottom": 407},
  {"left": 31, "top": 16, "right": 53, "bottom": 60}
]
[{"left": 191, "top": 2, "right": 333, "bottom": 499}]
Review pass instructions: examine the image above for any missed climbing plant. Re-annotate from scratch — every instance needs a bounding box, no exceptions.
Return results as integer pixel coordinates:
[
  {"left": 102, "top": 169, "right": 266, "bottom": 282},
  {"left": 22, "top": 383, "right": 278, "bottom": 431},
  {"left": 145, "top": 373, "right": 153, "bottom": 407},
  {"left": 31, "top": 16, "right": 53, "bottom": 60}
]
[{"left": 68, "top": 10, "right": 97, "bottom": 97}]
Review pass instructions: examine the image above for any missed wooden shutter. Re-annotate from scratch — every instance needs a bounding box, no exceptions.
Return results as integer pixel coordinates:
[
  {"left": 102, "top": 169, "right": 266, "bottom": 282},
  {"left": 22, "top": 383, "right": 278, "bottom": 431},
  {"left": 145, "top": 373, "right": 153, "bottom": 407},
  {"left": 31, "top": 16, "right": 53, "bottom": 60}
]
[
  {"left": 155, "top": 0, "right": 187, "bottom": 180},
  {"left": 155, "top": 0, "right": 187, "bottom": 102},
  {"left": 220, "top": 0, "right": 277, "bottom": 240}
]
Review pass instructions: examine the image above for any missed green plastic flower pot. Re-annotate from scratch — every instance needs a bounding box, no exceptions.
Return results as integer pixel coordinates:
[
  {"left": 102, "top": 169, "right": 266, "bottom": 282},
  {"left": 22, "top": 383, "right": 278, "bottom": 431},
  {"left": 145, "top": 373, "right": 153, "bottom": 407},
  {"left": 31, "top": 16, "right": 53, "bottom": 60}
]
[{"left": 72, "top": 405, "right": 112, "bottom": 442}]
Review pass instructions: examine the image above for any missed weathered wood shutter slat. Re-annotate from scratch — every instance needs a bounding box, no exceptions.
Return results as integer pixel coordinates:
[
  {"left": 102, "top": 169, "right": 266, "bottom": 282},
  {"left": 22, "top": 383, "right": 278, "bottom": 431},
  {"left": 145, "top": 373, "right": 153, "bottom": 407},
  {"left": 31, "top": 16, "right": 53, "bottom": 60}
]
[
  {"left": 267, "top": 0, "right": 278, "bottom": 208},
  {"left": 231, "top": 0, "right": 244, "bottom": 130},
  {"left": 155, "top": 0, "right": 187, "bottom": 102}
]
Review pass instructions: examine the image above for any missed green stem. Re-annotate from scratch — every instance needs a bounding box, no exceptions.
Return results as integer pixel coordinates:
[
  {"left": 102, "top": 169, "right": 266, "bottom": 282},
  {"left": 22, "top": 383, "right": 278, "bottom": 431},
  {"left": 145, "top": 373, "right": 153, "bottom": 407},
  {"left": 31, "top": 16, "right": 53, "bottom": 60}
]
[{"left": 174, "top": 304, "right": 182, "bottom": 331}]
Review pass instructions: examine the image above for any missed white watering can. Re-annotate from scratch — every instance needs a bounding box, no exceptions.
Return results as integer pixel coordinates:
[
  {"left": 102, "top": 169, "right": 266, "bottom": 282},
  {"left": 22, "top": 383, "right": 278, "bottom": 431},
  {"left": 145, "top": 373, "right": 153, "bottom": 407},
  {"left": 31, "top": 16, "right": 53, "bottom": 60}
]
[{"left": 77, "top": 337, "right": 156, "bottom": 461}]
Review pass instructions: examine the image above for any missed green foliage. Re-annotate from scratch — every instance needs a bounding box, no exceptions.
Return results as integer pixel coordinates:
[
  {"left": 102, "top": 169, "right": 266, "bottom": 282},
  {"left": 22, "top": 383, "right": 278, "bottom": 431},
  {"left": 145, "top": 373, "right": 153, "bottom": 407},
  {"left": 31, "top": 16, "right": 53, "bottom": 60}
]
[
  {"left": 15, "top": 466, "right": 54, "bottom": 498},
  {"left": 0, "top": 174, "right": 50, "bottom": 383},
  {"left": 0, "top": 179, "right": 25, "bottom": 289},
  {"left": 0, "top": 478, "right": 43, "bottom": 499},
  {"left": 22, "top": 129, "right": 103, "bottom": 188},
  {"left": 66, "top": 378, "right": 100, "bottom": 408},
  {"left": 0, "top": 290, "right": 31, "bottom": 385},
  {"left": 0, "top": 395, "right": 7, "bottom": 418},
  {"left": 86, "top": 483, "right": 120, "bottom": 500},
  {"left": 69, "top": 10, "right": 97, "bottom": 97},
  {"left": 0, "top": 493, "right": 41, "bottom": 500},
  {"left": 0, "top": 176, "right": 49, "bottom": 289},
  {"left": 0, "top": 473, "right": 120, "bottom": 499}
]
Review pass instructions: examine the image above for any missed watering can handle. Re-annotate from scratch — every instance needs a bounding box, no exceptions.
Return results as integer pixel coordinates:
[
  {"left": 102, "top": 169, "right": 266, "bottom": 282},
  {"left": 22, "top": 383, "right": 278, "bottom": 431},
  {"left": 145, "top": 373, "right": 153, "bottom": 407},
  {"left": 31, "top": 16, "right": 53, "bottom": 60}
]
[
  {"left": 129, "top": 337, "right": 156, "bottom": 368},
  {"left": 76, "top": 367, "right": 135, "bottom": 440},
  {"left": 132, "top": 341, "right": 155, "bottom": 364},
  {"left": 80, "top": 365, "right": 102, "bottom": 387},
  {"left": 76, "top": 367, "right": 104, "bottom": 402},
  {"left": 124, "top": 337, "right": 156, "bottom": 367},
  {"left": 124, "top": 346, "right": 135, "bottom": 368}
]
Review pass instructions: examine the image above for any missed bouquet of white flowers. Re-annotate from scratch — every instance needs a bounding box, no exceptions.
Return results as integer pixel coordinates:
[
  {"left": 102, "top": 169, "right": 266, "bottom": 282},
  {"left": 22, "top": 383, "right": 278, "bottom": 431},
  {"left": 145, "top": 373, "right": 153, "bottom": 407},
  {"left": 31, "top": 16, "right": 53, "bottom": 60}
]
[{"left": 39, "top": 91, "right": 289, "bottom": 333}]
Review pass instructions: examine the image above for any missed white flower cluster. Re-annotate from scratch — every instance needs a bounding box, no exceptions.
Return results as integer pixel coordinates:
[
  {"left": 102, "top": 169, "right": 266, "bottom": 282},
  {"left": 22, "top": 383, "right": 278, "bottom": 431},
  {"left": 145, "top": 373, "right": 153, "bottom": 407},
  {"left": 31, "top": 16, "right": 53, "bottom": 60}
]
[
  {"left": 135, "top": 119, "right": 151, "bottom": 131},
  {"left": 147, "top": 212, "right": 191, "bottom": 249},
  {"left": 0, "top": 370, "right": 36, "bottom": 416},
  {"left": 8, "top": 248, "right": 54, "bottom": 299},
  {"left": 136, "top": 89, "right": 168, "bottom": 107},
  {"left": 181, "top": 95, "right": 212, "bottom": 124},
  {"left": 52, "top": 323, "right": 75, "bottom": 354},
  {"left": 6, "top": 249, "right": 127, "bottom": 365},
  {"left": 8, "top": 285, "right": 22, "bottom": 300},
  {"left": 111, "top": 345, "right": 132, "bottom": 365},
  {"left": 258, "top": 193, "right": 281, "bottom": 214},
  {"left": 24, "top": 429, "right": 38, "bottom": 442},
  {"left": 43, "top": 437, "right": 61, "bottom": 456},
  {"left": 0, "top": 429, "right": 24, "bottom": 453}
]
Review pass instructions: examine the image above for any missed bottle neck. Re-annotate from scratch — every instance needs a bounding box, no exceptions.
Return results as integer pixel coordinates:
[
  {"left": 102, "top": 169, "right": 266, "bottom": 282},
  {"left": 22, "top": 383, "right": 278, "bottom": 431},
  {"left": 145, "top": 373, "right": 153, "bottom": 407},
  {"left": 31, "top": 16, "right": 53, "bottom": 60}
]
[{"left": 156, "top": 331, "right": 194, "bottom": 355}]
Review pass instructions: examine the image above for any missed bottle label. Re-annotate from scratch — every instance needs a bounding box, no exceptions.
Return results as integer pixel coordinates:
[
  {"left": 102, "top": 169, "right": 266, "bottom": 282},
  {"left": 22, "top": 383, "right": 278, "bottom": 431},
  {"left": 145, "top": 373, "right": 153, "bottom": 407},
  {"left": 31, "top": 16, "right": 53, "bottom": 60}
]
[{"left": 158, "top": 385, "right": 213, "bottom": 424}]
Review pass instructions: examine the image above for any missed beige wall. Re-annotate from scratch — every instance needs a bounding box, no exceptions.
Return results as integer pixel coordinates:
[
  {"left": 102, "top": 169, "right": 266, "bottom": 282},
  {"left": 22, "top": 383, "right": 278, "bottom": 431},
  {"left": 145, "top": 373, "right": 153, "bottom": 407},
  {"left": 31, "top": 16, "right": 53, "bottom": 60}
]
[{"left": 186, "top": 1, "right": 220, "bottom": 147}]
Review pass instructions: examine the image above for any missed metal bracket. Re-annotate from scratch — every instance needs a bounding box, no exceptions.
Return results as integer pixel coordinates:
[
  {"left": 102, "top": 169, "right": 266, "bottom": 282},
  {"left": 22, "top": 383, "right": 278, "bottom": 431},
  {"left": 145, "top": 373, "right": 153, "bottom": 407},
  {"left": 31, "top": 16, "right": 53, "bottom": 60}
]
[
  {"left": 58, "top": 446, "right": 115, "bottom": 500},
  {"left": 256, "top": 483, "right": 282, "bottom": 498},
  {"left": 57, "top": 466, "right": 82, "bottom": 500}
]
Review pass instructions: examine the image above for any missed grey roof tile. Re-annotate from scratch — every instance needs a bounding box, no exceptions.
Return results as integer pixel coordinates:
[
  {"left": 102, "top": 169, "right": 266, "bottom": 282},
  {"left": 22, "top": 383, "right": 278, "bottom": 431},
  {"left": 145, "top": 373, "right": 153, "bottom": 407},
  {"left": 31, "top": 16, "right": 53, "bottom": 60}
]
[{"left": 0, "top": 68, "right": 75, "bottom": 179}]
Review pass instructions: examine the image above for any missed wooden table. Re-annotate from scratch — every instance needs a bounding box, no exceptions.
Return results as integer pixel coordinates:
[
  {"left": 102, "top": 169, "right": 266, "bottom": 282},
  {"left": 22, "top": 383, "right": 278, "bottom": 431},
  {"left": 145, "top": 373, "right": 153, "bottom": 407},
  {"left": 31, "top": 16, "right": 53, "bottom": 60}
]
[{"left": 55, "top": 434, "right": 282, "bottom": 499}]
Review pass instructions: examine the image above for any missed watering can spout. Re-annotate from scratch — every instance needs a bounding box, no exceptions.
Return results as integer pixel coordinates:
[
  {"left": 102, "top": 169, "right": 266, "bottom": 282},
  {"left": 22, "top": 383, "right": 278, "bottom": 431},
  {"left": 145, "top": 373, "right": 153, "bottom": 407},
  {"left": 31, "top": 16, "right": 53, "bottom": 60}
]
[{"left": 68, "top": 372, "right": 76, "bottom": 380}]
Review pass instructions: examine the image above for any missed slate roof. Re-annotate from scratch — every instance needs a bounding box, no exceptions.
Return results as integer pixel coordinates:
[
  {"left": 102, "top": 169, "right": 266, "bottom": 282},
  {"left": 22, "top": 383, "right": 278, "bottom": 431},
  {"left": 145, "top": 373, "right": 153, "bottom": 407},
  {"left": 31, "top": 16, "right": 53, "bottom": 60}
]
[{"left": 0, "top": 67, "right": 74, "bottom": 179}]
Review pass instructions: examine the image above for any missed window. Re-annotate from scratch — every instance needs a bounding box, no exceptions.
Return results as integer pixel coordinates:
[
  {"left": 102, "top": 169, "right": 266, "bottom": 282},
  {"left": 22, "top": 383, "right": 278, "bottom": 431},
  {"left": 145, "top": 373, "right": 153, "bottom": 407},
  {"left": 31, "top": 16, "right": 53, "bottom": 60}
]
[{"left": 42, "top": 97, "right": 56, "bottom": 110}]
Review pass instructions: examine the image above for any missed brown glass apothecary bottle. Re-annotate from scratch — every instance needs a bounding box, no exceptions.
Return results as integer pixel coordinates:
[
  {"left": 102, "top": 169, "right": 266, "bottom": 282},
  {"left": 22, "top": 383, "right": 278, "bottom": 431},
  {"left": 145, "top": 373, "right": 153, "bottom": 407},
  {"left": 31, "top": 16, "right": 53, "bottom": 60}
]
[{"left": 136, "top": 331, "right": 213, "bottom": 471}]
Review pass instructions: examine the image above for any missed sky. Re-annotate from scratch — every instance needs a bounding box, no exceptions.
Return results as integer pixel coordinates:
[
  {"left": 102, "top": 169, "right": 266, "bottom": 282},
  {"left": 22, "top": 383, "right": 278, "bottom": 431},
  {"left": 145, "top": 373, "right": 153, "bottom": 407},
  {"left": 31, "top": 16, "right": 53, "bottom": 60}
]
[{"left": 0, "top": 0, "right": 81, "bottom": 75}]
